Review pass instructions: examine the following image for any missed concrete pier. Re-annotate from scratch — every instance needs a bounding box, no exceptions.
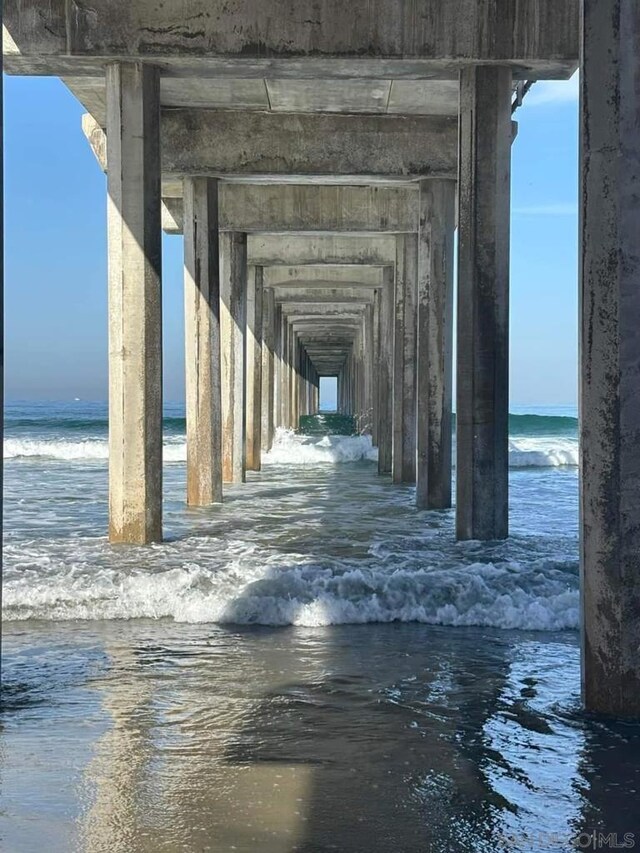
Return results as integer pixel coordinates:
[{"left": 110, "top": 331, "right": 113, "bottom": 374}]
[
  {"left": 392, "top": 235, "right": 418, "bottom": 484},
  {"left": 106, "top": 62, "right": 163, "bottom": 544},
  {"left": 184, "top": 177, "right": 223, "bottom": 506},
  {"left": 416, "top": 179, "right": 455, "bottom": 510},
  {"left": 580, "top": 0, "right": 640, "bottom": 717},
  {"left": 17, "top": 0, "right": 635, "bottom": 725},
  {"left": 456, "top": 67, "right": 512, "bottom": 541},
  {"left": 220, "top": 232, "right": 247, "bottom": 484}
]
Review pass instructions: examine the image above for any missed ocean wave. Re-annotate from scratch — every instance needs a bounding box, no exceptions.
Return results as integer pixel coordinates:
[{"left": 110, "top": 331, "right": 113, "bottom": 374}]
[
  {"left": 3, "top": 438, "right": 188, "bottom": 462},
  {"left": 3, "top": 433, "right": 579, "bottom": 468},
  {"left": 2, "top": 552, "right": 579, "bottom": 631},
  {"left": 263, "top": 429, "right": 379, "bottom": 464},
  {"left": 507, "top": 438, "right": 578, "bottom": 468}
]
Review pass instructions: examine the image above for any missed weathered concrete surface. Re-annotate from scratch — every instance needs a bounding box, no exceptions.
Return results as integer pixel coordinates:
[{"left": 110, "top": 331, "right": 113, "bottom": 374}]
[
  {"left": 83, "top": 111, "right": 456, "bottom": 180},
  {"left": 456, "top": 66, "right": 511, "bottom": 541},
  {"left": 162, "top": 111, "right": 456, "bottom": 180},
  {"left": 392, "top": 234, "right": 418, "bottom": 484},
  {"left": 264, "top": 265, "right": 385, "bottom": 287},
  {"left": 248, "top": 236, "right": 397, "bottom": 267},
  {"left": 4, "top": 0, "right": 578, "bottom": 78},
  {"left": 184, "top": 177, "right": 223, "bottom": 506},
  {"left": 106, "top": 62, "right": 162, "bottom": 545},
  {"left": 245, "top": 265, "right": 263, "bottom": 471},
  {"left": 581, "top": 0, "right": 640, "bottom": 718},
  {"left": 261, "top": 287, "right": 276, "bottom": 453},
  {"left": 220, "top": 232, "right": 247, "bottom": 484},
  {"left": 416, "top": 179, "right": 455, "bottom": 510},
  {"left": 377, "top": 268, "right": 395, "bottom": 475}
]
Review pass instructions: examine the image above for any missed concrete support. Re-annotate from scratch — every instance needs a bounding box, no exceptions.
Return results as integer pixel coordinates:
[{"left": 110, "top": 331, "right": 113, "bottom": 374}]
[
  {"left": 392, "top": 234, "right": 418, "bottom": 484},
  {"left": 456, "top": 66, "right": 511, "bottom": 540},
  {"left": 581, "top": 0, "right": 640, "bottom": 717},
  {"left": 363, "top": 304, "right": 374, "bottom": 435},
  {"left": 106, "top": 62, "right": 162, "bottom": 544},
  {"left": 184, "top": 176, "right": 223, "bottom": 505},
  {"left": 261, "top": 287, "right": 276, "bottom": 452},
  {"left": 273, "top": 304, "right": 284, "bottom": 430},
  {"left": 417, "top": 179, "right": 456, "bottom": 510},
  {"left": 245, "top": 265, "right": 263, "bottom": 471},
  {"left": 220, "top": 232, "right": 247, "bottom": 483},
  {"left": 377, "top": 269, "right": 394, "bottom": 475}
]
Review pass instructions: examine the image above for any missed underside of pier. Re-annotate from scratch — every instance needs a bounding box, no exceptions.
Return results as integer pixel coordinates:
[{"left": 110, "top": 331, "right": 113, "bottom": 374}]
[{"left": 3, "top": 0, "right": 640, "bottom": 716}]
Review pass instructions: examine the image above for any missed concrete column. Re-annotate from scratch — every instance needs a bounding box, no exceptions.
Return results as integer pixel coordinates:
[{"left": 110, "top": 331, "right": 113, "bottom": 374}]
[
  {"left": 220, "top": 232, "right": 247, "bottom": 483},
  {"left": 392, "top": 234, "right": 418, "bottom": 484},
  {"left": 372, "top": 292, "right": 381, "bottom": 446},
  {"left": 378, "top": 268, "right": 394, "bottom": 475},
  {"left": 456, "top": 66, "right": 511, "bottom": 540},
  {"left": 261, "top": 287, "right": 276, "bottom": 452},
  {"left": 364, "top": 304, "right": 374, "bottom": 435},
  {"left": 106, "top": 62, "right": 162, "bottom": 544},
  {"left": 184, "top": 176, "right": 222, "bottom": 506},
  {"left": 245, "top": 265, "right": 263, "bottom": 471},
  {"left": 581, "top": 0, "right": 640, "bottom": 717},
  {"left": 279, "top": 315, "right": 287, "bottom": 427},
  {"left": 273, "top": 304, "right": 283, "bottom": 430},
  {"left": 417, "top": 179, "right": 456, "bottom": 510}
]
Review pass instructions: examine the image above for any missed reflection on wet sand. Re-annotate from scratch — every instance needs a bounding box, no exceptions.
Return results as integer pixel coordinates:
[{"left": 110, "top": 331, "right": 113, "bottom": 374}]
[
  {"left": 64, "top": 624, "right": 588, "bottom": 852},
  {"left": 3, "top": 620, "right": 640, "bottom": 852}
]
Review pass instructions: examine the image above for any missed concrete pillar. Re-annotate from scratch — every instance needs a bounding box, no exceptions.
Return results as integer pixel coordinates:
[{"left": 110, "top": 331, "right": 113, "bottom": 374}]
[
  {"left": 372, "top": 292, "right": 380, "bottom": 446},
  {"left": 220, "top": 232, "right": 247, "bottom": 483},
  {"left": 184, "top": 176, "right": 222, "bottom": 506},
  {"left": 261, "top": 287, "right": 276, "bottom": 452},
  {"left": 245, "top": 265, "right": 263, "bottom": 471},
  {"left": 417, "top": 179, "right": 456, "bottom": 510},
  {"left": 377, "top": 268, "right": 394, "bottom": 475},
  {"left": 273, "top": 304, "right": 283, "bottom": 430},
  {"left": 581, "top": 0, "right": 640, "bottom": 717},
  {"left": 106, "top": 62, "right": 162, "bottom": 544},
  {"left": 392, "top": 234, "right": 418, "bottom": 484},
  {"left": 456, "top": 66, "right": 511, "bottom": 540},
  {"left": 364, "top": 304, "right": 374, "bottom": 435}
]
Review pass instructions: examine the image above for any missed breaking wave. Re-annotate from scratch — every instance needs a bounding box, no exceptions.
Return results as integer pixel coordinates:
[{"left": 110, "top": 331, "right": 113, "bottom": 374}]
[
  {"left": 2, "top": 546, "right": 579, "bottom": 631},
  {"left": 3, "top": 432, "right": 579, "bottom": 467}
]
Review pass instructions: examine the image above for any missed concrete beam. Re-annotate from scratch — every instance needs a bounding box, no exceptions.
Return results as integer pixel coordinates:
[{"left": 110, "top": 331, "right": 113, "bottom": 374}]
[
  {"left": 4, "top": 1, "right": 578, "bottom": 77},
  {"left": 272, "top": 289, "right": 375, "bottom": 304},
  {"left": 263, "top": 265, "right": 386, "bottom": 287},
  {"left": 83, "top": 110, "right": 456, "bottom": 181},
  {"left": 248, "top": 235, "right": 397, "bottom": 267}
]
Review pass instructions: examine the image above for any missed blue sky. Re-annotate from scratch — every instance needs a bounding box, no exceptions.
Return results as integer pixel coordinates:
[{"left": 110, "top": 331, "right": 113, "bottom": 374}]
[{"left": 4, "top": 74, "right": 578, "bottom": 406}]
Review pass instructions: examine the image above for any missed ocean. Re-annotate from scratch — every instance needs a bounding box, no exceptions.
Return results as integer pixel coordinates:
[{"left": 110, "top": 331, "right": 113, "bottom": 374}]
[{"left": 2, "top": 401, "right": 639, "bottom": 852}]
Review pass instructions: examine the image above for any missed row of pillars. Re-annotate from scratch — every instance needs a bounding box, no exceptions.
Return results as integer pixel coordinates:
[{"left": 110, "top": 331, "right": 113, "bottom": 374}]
[{"left": 105, "top": 60, "right": 512, "bottom": 547}]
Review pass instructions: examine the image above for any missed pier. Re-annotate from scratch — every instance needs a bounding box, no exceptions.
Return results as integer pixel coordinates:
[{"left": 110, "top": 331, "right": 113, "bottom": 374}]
[{"left": 2, "top": 1, "right": 639, "bottom": 717}]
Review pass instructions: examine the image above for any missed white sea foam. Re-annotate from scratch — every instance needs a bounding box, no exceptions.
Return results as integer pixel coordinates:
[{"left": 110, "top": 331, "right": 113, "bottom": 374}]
[
  {"left": 3, "top": 431, "right": 579, "bottom": 468},
  {"left": 4, "top": 437, "right": 188, "bottom": 462},
  {"left": 507, "top": 437, "right": 578, "bottom": 468},
  {"left": 2, "top": 544, "right": 579, "bottom": 631},
  {"left": 263, "top": 428, "right": 379, "bottom": 465}
]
